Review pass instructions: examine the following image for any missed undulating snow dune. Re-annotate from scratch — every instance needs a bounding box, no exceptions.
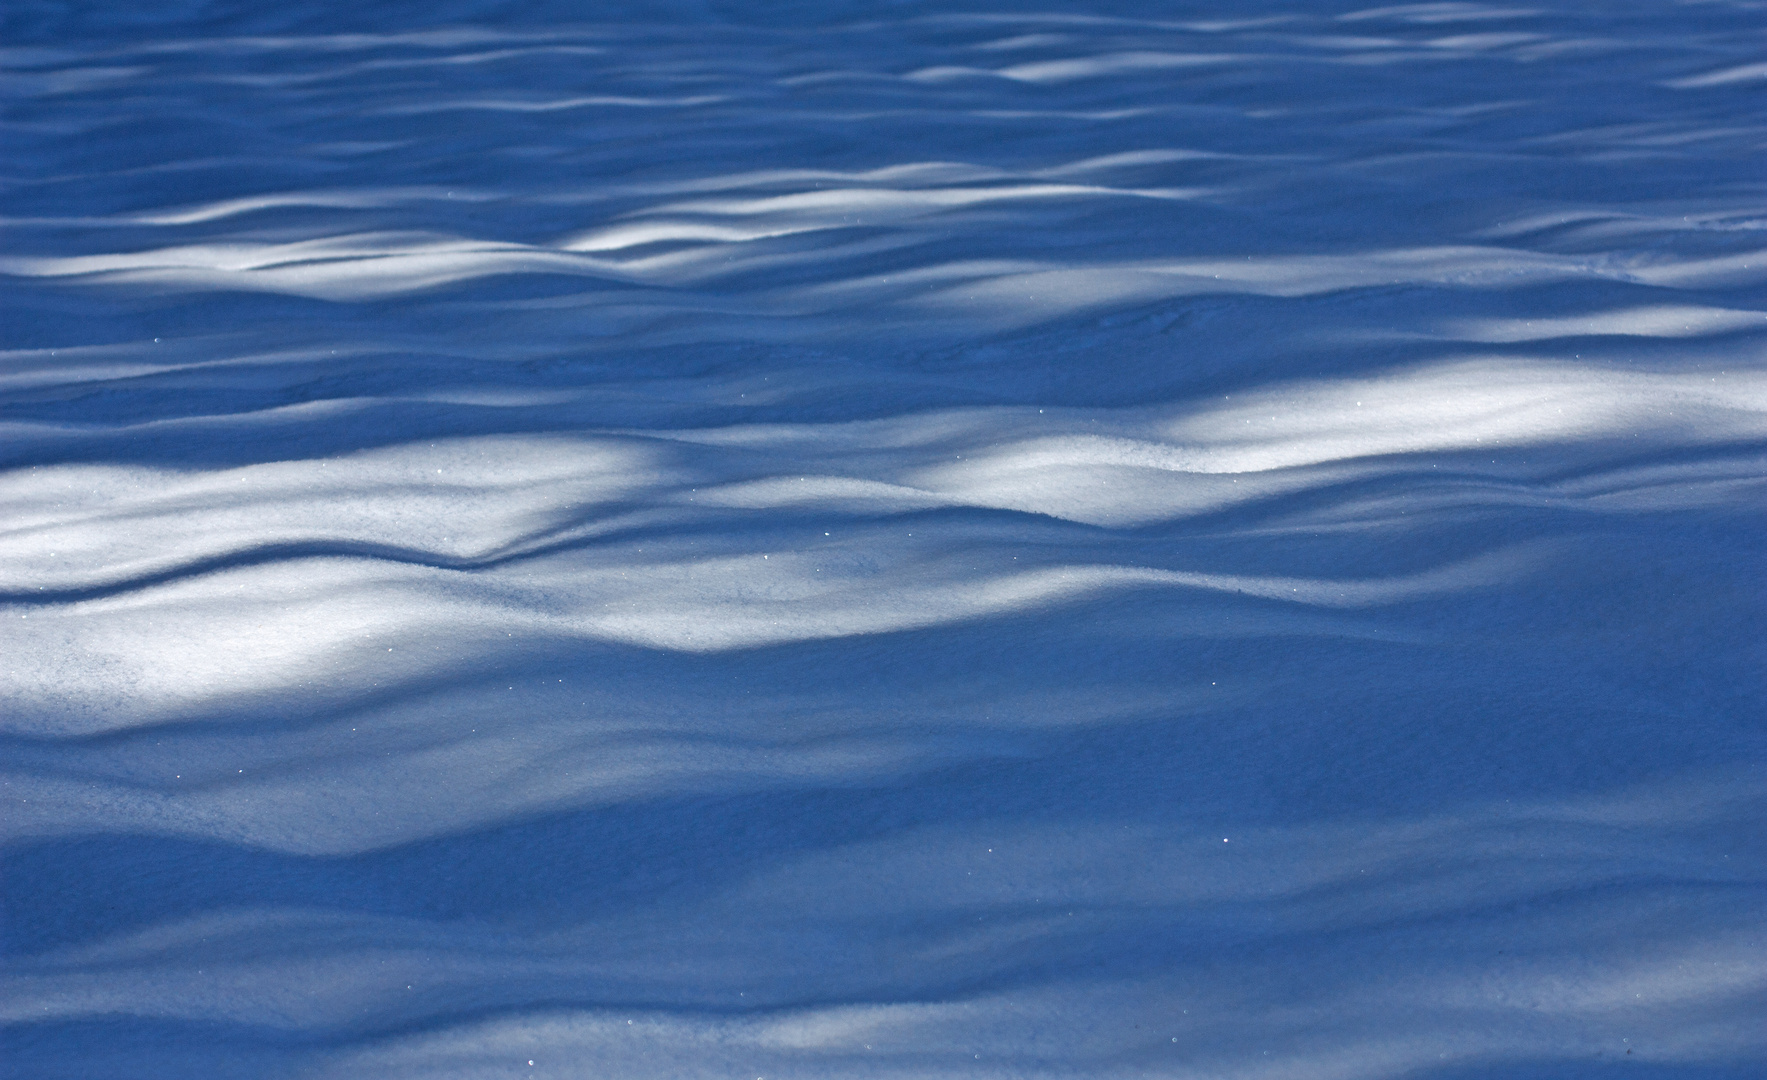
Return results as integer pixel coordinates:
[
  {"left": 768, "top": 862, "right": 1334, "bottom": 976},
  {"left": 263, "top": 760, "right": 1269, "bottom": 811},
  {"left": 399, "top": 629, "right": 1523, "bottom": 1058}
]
[{"left": 3, "top": 1, "right": 1763, "bottom": 1077}]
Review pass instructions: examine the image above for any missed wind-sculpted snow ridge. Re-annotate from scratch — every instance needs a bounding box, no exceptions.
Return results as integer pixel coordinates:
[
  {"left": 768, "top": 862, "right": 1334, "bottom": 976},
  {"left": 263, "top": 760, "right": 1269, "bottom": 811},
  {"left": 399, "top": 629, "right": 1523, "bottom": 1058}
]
[{"left": 3, "top": 2, "right": 1764, "bottom": 1078}]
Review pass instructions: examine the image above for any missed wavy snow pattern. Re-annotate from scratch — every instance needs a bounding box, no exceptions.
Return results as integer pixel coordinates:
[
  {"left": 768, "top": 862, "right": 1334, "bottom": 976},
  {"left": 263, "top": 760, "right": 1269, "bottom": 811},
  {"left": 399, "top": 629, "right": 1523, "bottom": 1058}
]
[{"left": 2, "top": 1, "right": 1764, "bottom": 1078}]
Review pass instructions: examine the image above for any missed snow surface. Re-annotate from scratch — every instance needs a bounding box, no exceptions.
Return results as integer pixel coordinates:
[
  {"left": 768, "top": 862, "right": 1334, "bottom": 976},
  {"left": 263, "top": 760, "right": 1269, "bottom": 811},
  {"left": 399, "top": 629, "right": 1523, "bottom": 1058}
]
[{"left": 3, "top": 1, "right": 1764, "bottom": 1076}]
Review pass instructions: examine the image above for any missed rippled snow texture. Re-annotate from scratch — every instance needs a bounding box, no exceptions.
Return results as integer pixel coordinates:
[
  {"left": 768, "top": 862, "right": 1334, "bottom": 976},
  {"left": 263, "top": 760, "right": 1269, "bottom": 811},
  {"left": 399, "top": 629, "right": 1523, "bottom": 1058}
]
[{"left": 3, "top": 1, "right": 1764, "bottom": 1077}]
